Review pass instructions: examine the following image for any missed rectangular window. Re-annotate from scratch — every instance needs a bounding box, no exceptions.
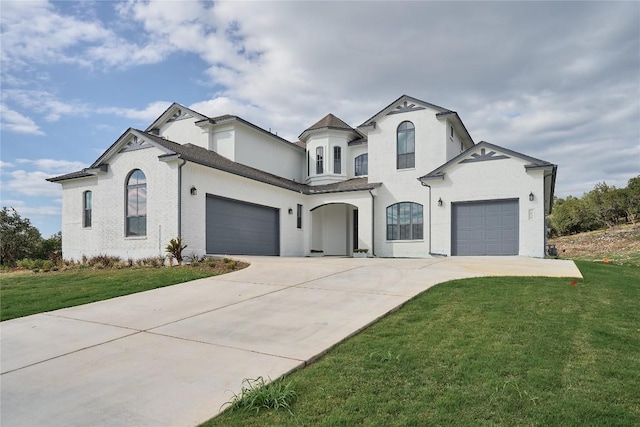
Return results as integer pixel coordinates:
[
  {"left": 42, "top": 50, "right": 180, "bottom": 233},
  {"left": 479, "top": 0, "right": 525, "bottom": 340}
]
[
  {"left": 355, "top": 154, "right": 368, "bottom": 176},
  {"left": 450, "top": 125, "right": 454, "bottom": 138},
  {"left": 333, "top": 146, "right": 341, "bottom": 174},
  {"left": 316, "top": 147, "right": 324, "bottom": 174},
  {"left": 83, "top": 191, "right": 92, "bottom": 228},
  {"left": 297, "top": 204, "right": 302, "bottom": 229}
]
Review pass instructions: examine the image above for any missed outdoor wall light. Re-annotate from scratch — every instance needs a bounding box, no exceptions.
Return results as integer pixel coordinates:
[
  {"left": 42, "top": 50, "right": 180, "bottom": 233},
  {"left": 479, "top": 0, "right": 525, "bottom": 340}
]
[
  {"left": 529, "top": 191, "right": 534, "bottom": 201},
  {"left": 190, "top": 186, "right": 197, "bottom": 196},
  {"left": 288, "top": 208, "right": 294, "bottom": 214},
  {"left": 437, "top": 197, "right": 443, "bottom": 207}
]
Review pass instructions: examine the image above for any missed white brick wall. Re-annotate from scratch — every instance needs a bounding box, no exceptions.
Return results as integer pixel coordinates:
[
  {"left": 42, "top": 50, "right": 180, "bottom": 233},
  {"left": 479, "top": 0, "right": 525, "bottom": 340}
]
[
  {"left": 428, "top": 153, "right": 547, "bottom": 257},
  {"left": 181, "top": 162, "right": 307, "bottom": 257},
  {"left": 61, "top": 146, "right": 179, "bottom": 261}
]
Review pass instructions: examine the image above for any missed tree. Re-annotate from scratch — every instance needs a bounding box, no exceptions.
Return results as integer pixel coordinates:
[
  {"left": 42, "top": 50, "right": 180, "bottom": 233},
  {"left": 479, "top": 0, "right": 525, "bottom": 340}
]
[
  {"left": 38, "top": 231, "right": 62, "bottom": 264},
  {"left": 0, "top": 207, "right": 43, "bottom": 267},
  {"left": 623, "top": 176, "right": 640, "bottom": 224},
  {"left": 583, "top": 182, "right": 626, "bottom": 229}
]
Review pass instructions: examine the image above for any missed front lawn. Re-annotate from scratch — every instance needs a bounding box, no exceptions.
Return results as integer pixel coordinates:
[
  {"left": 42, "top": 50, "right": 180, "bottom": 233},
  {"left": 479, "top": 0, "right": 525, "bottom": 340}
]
[
  {"left": 205, "top": 261, "right": 640, "bottom": 426},
  {"left": 0, "top": 263, "right": 240, "bottom": 321}
]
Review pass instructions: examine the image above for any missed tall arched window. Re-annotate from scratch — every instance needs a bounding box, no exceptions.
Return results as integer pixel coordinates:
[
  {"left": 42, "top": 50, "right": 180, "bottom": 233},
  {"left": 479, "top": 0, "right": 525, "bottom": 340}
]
[
  {"left": 397, "top": 121, "right": 415, "bottom": 169},
  {"left": 386, "top": 202, "right": 423, "bottom": 240},
  {"left": 126, "top": 169, "right": 147, "bottom": 236},
  {"left": 83, "top": 190, "right": 92, "bottom": 228}
]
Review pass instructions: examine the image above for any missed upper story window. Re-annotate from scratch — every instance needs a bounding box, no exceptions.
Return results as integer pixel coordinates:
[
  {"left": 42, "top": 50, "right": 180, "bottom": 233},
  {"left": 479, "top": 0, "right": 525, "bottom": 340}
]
[
  {"left": 316, "top": 147, "right": 324, "bottom": 174},
  {"left": 83, "top": 190, "right": 92, "bottom": 228},
  {"left": 397, "top": 121, "right": 415, "bottom": 169},
  {"left": 386, "top": 202, "right": 423, "bottom": 240},
  {"left": 126, "top": 169, "right": 147, "bottom": 236},
  {"left": 333, "top": 146, "right": 342, "bottom": 174},
  {"left": 450, "top": 125, "right": 454, "bottom": 139},
  {"left": 354, "top": 154, "right": 368, "bottom": 176}
]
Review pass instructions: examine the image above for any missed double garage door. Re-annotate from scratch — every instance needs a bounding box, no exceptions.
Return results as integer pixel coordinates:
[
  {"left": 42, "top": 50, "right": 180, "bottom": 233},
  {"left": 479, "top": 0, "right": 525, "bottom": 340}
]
[
  {"left": 452, "top": 199, "right": 519, "bottom": 256},
  {"left": 206, "top": 195, "right": 279, "bottom": 256}
]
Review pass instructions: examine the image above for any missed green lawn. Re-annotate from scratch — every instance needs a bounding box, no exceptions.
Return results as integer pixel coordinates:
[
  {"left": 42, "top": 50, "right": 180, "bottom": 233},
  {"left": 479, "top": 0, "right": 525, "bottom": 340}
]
[
  {"left": 0, "top": 267, "right": 215, "bottom": 321},
  {"left": 205, "top": 261, "right": 640, "bottom": 426}
]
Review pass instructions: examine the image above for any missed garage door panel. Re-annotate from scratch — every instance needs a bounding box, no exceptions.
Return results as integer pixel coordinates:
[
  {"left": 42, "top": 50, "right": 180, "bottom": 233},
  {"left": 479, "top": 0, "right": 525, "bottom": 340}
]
[
  {"left": 206, "top": 195, "right": 279, "bottom": 256},
  {"left": 452, "top": 200, "right": 519, "bottom": 256}
]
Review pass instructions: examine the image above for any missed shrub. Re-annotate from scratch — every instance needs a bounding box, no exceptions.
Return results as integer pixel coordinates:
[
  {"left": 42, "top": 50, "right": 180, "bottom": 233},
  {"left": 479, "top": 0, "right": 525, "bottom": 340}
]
[
  {"left": 226, "top": 376, "right": 296, "bottom": 414},
  {"left": 165, "top": 237, "right": 187, "bottom": 265}
]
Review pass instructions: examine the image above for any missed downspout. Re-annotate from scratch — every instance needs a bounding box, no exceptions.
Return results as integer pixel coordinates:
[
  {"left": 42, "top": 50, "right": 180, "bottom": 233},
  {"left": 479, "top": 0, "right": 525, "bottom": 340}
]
[
  {"left": 420, "top": 181, "right": 432, "bottom": 256},
  {"left": 177, "top": 159, "right": 186, "bottom": 238},
  {"left": 368, "top": 189, "right": 376, "bottom": 257}
]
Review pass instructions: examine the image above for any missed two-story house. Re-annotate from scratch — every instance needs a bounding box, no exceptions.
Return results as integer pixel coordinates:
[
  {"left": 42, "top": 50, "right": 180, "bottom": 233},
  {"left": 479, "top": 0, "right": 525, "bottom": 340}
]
[{"left": 48, "top": 95, "right": 557, "bottom": 260}]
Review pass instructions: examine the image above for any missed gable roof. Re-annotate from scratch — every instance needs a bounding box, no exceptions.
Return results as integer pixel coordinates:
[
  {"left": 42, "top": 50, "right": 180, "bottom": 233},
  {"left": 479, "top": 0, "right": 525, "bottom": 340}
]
[
  {"left": 418, "top": 141, "right": 557, "bottom": 213},
  {"left": 145, "top": 102, "right": 208, "bottom": 132},
  {"left": 357, "top": 94, "right": 474, "bottom": 146},
  {"left": 419, "top": 141, "right": 555, "bottom": 182},
  {"left": 358, "top": 94, "right": 453, "bottom": 128}
]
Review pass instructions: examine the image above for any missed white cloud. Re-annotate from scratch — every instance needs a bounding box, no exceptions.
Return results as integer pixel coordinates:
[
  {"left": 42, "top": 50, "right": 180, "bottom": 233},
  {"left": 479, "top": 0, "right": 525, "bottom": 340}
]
[
  {"left": 98, "top": 101, "right": 173, "bottom": 123},
  {"left": 1, "top": 160, "right": 15, "bottom": 169},
  {"left": 0, "top": 199, "right": 60, "bottom": 217},
  {"left": 14, "top": 159, "right": 86, "bottom": 174},
  {"left": 4, "top": 170, "right": 62, "bottom": 197},
  {"left": 0, "top": 104, "right": 45, "bottom": 135}
]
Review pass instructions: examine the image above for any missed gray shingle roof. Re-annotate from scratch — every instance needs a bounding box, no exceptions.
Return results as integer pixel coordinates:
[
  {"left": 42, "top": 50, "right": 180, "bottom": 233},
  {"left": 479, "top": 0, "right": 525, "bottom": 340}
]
[
  {"left": 143, "top": 132, "right": 380, "bottom": 195},
  {"left": 46, "top": 170, "right": 94, "bottom": 182},
  {"left": 302, "top": 113, "right": 354, "bottom": 134}
]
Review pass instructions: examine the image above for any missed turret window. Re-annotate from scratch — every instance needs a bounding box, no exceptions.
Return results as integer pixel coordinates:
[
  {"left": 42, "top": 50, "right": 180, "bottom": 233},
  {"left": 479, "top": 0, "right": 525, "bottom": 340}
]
[
  {"left": 316, "top": 147, "right": 324, "bottom": 174},
  {"left": 333, "top": 146, "right": 342, "bottom": 174}
]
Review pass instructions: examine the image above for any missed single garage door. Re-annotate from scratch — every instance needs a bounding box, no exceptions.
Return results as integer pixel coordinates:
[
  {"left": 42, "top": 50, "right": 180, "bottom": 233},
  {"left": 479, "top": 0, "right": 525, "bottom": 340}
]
[
  {"left": 206, "top": 195, "right": 279, "bottom": 256},
  {"left": 452, "top": 199, "right": 519, "bottom": 256}
]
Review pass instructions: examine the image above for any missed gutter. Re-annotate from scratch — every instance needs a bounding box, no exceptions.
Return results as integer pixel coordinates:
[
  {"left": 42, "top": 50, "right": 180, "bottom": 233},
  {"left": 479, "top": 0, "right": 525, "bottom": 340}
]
[
  {"left": 177, "top": 159, "right": 187, "bottom": 238},
  {"left": 368, "top": 189, "right": 376, "bottom": 257},
  {"left": 420, "top": 181, "right": 433, "bottom": 255}
]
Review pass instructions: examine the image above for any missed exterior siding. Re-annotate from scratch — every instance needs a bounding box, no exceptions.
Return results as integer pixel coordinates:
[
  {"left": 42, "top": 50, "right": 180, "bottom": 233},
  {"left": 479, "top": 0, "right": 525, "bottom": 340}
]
[
  {"left": 159, "top": 116, "right": 208, "bottom": 149},
  {"left": 181, "top": 162, "right": 306, "bottom": 257},
  {"left": 428, "top": 155, "right": 546, "bottom": 257},
  {"left": 61, "top": 146, "right": 179, "bottom": 260},
  {"left": 234, "top": 125, "right": 303, "bottom": 182}
]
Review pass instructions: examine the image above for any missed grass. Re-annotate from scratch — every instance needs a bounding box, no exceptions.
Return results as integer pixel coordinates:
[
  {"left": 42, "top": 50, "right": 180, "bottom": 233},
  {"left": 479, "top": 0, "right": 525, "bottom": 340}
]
[
  {"left": 0, "top": 266, "right": 217, "bottom": 321},
  {"left": 203, "top": 261, "right": 640, "bottom": 426}
]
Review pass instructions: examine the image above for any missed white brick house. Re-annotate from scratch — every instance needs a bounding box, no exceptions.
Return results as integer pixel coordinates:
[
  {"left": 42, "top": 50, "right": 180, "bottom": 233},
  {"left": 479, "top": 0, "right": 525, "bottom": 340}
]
[{"left": 48, "top": 95, "right": 557, "bottom": 260}]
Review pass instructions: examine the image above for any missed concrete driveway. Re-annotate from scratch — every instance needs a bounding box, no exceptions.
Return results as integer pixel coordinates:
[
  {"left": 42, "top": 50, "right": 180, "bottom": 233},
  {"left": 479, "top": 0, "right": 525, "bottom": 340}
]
[{"left": 1, "top": 256, "right": 581, "bottom": 427}]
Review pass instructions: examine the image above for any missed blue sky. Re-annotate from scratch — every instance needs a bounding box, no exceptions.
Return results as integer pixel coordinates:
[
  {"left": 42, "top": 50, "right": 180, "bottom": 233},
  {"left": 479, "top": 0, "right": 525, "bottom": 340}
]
[{"left": 1, "top": 0, "right": 639, "bottom": 237}]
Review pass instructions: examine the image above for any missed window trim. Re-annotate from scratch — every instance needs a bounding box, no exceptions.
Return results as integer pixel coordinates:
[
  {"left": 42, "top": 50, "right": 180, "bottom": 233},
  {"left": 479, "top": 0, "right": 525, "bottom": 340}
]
[
  {"left": 125, "top": 169, "right": 147, "bottom": 237},
  {"left": 397, "top": 121, "right": 415, "bottom": 169},
  {"left": 386, "top": 202, "right": 423, "bottom": 241},
  {"left": 354, "top": 153, "right": 368, "bottom": 176},
  {"left": 316, "top": 146, "right": 324, "bottom": 174},
  {"left": 83, "top": 190, "right": 92, "bottom": 228}
]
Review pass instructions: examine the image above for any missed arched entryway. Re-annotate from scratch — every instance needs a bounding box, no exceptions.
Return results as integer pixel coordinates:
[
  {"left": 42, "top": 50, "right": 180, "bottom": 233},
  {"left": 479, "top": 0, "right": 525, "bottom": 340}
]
[{"left": 310, "top": 203, "right": 358, "bottom": 256}]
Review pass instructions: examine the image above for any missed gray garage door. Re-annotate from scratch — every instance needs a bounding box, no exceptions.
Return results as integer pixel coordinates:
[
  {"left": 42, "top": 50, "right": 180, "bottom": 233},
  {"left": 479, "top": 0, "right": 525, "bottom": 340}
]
[
  {"left": 206, "top": 195, "right": 279, "bottom": 256},
  {"left": 452, "top": 199, "right": 519, "bottom": 256}
]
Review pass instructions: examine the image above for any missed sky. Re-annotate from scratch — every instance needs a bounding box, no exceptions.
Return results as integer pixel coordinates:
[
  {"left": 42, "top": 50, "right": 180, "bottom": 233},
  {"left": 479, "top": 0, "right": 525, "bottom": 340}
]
[{"left": 1, "top": 0, "right": 639, "bottom": 237}]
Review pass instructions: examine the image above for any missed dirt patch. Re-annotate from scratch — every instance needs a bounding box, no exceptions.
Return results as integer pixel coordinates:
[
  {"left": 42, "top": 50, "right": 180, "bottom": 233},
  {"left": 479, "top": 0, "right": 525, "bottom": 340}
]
[{"left": 549, "top": 224, "right": 640, "bottom": 265}]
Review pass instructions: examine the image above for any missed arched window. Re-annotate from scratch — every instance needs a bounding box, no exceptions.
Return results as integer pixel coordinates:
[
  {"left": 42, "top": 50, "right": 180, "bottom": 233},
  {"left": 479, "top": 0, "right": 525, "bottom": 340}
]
[
  {"left": 83, "top": 190, "right": 92, "bottom": 228},
  {"left": 386, "top": 202, "right": 423, "bottom": 240},
  {"left": 354, "top": 154, "right": 368, "bottom": 176},
  {"left": 397, "top": 121, "right": 415, "bottom": 169},
  {"left": 126, "top": 169, "right": 147, "bottom": 236}
]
